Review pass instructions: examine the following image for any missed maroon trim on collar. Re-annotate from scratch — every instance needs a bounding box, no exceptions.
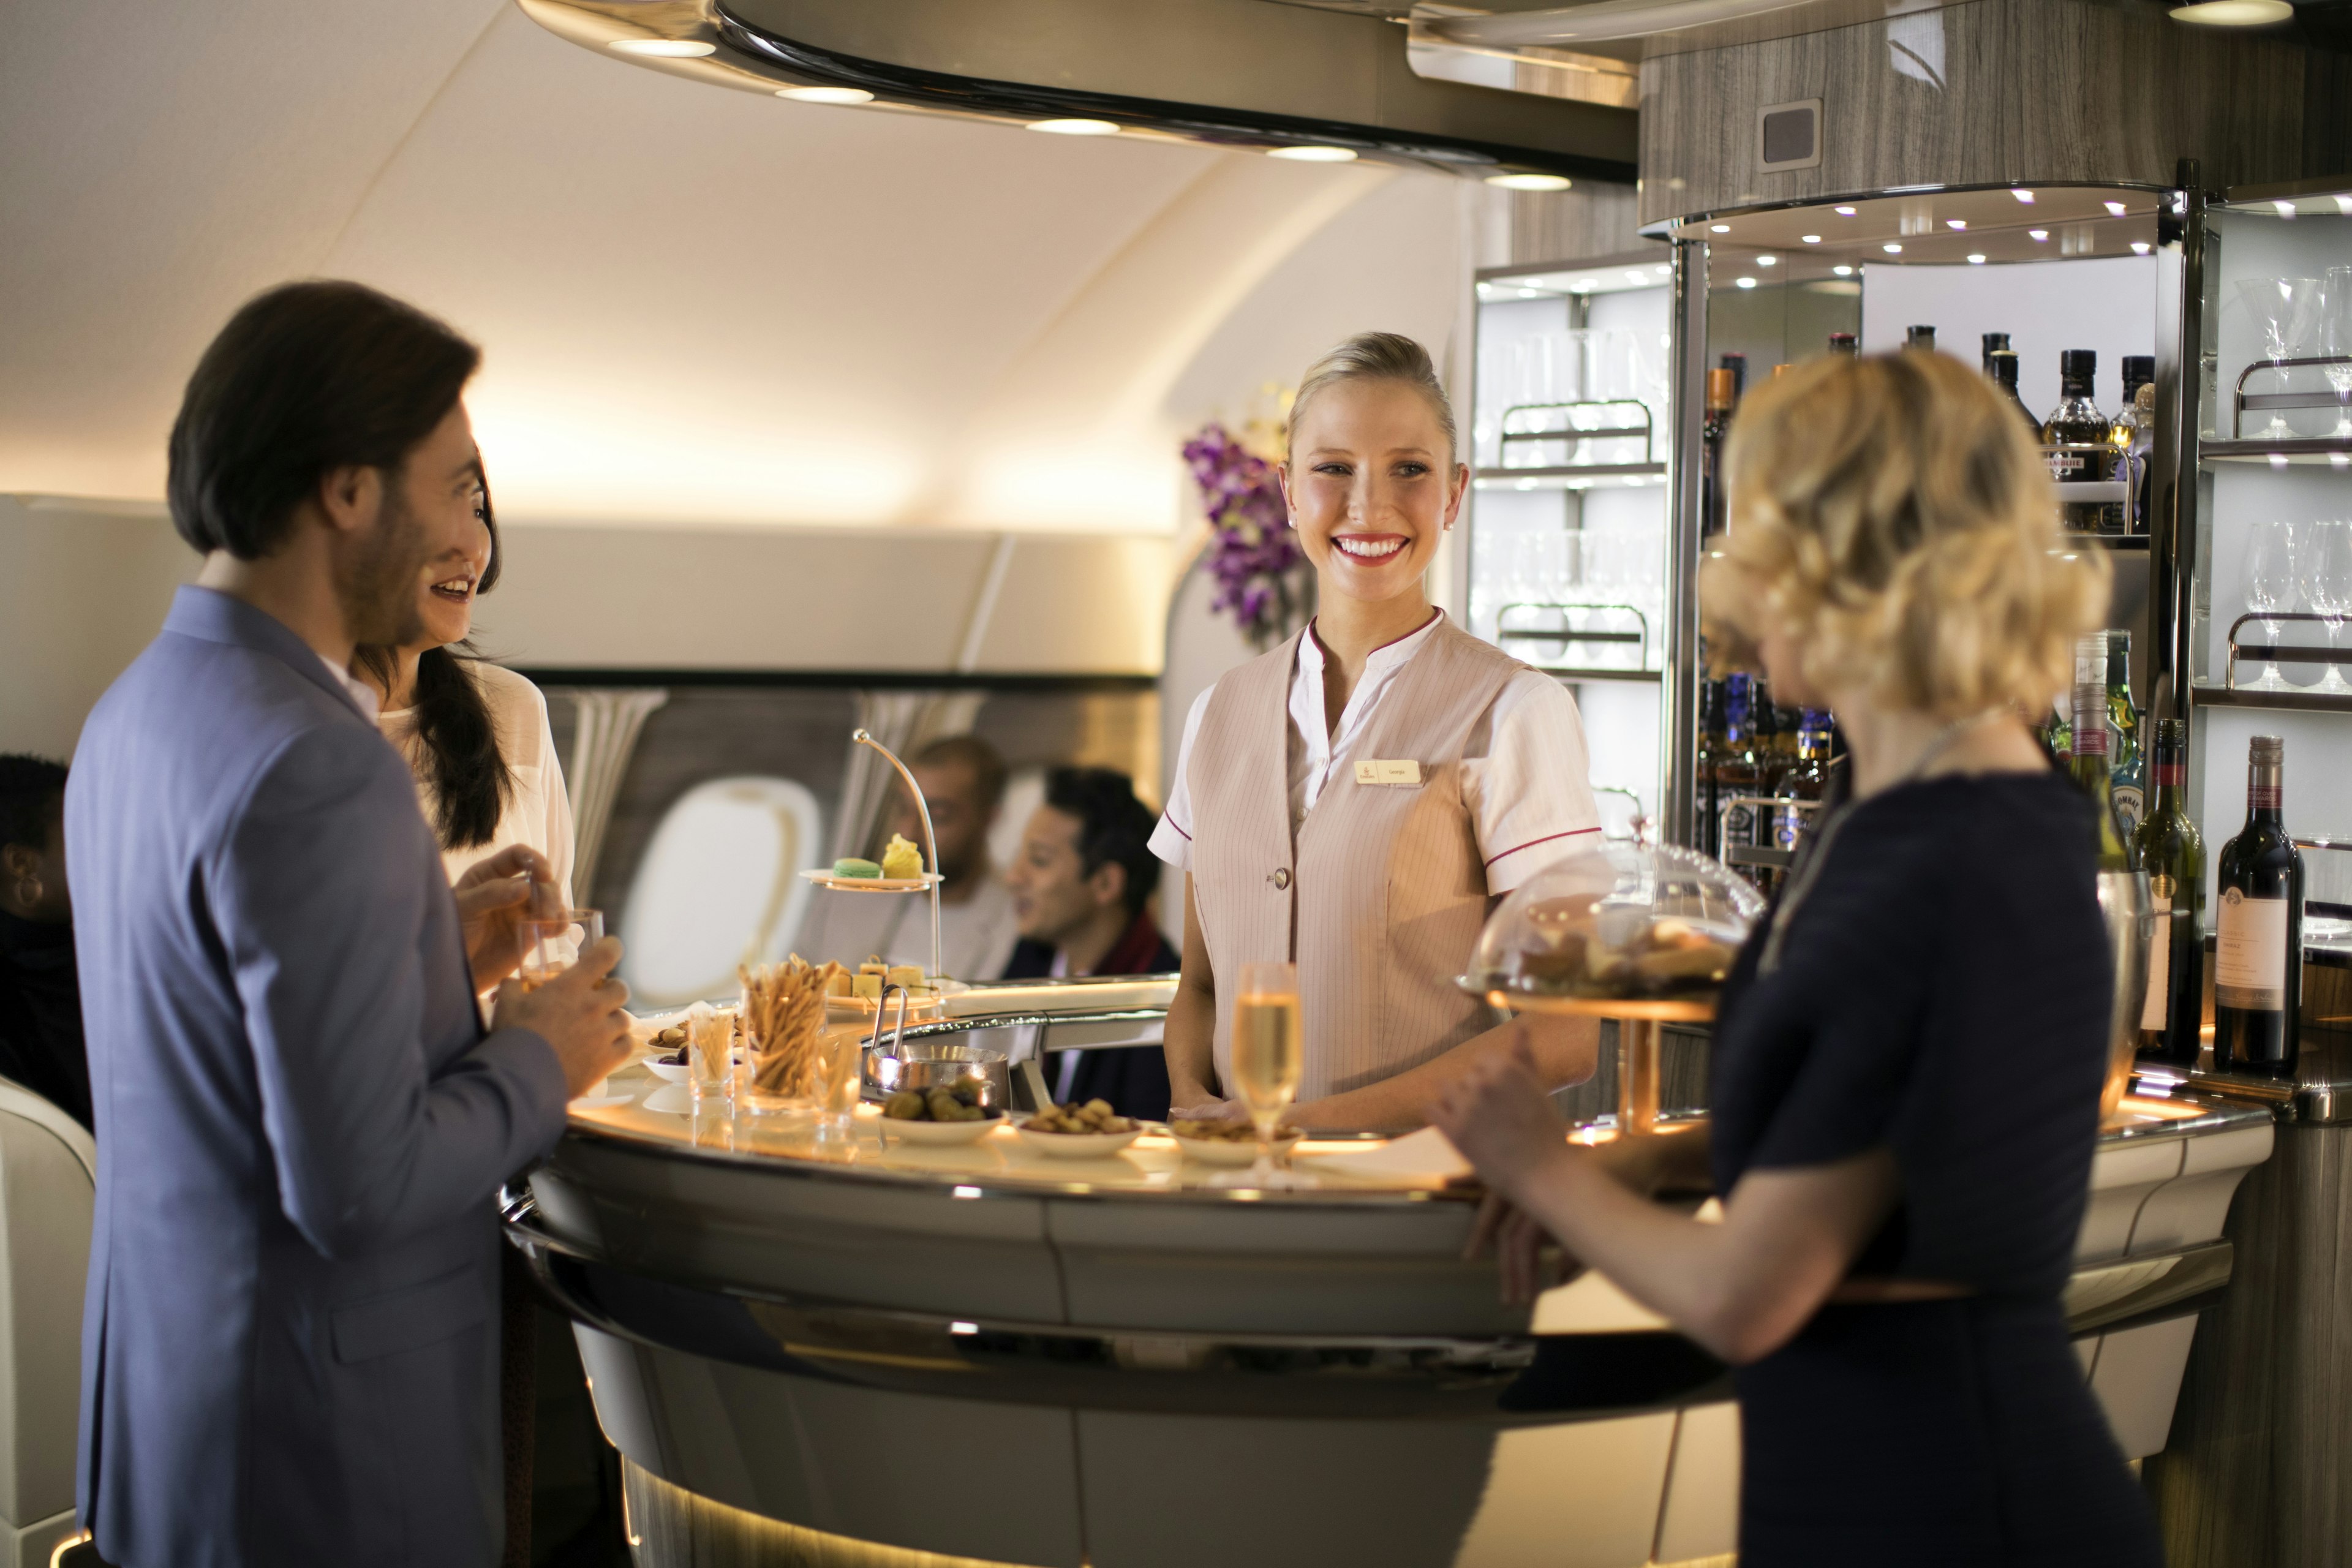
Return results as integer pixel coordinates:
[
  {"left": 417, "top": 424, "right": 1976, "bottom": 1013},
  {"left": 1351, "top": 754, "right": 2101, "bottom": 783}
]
[
  {"left": 1482, "top": 824, "right": 1601, "bottom": 868},
  {"left": 1093, "top": 910, "right": 1171, "bottom": 976},
  {"left": 1161, "top": 813, "right": 1193, "bottom": 842}
]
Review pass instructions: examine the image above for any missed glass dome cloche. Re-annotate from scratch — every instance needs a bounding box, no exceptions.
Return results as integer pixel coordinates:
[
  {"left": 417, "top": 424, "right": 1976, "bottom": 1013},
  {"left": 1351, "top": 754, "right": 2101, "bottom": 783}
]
[{"left": 1466, "top": 841, "right": 1766, "bottom": 1012}]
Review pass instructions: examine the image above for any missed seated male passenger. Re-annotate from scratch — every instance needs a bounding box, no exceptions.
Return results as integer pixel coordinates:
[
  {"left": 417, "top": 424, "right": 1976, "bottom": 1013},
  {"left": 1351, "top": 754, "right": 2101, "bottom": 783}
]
[
  {"left": 1001, "top": 766, "right": 1175, "bottom": 1120},
  {"left": 0, "top": 754, "right": 89, "bottom": 1128}
]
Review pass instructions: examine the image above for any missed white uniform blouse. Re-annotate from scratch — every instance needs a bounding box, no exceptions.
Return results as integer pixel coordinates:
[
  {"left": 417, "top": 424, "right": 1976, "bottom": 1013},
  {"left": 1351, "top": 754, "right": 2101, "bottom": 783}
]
[
  {"left": 1150, "top": 612, "right": 1601, "bottom": 893},
  {"left": 379, "top": 661, "right": 578, "bottom": 908}
]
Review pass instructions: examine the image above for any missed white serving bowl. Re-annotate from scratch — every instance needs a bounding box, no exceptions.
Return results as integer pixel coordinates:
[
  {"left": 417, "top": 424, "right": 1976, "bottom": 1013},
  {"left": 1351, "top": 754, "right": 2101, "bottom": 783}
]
[
  {"left": 643, "top": 1058, "right": 691, "bottom": 1084},
  {"left": 1169, "top": 1128, "right": 1303, "bottom": 1166},
  {"left": 1015, "top": 1125, "right": 1143, "bottom": 1159},
  {"left": 879, "top": 1112, "right": 1007, "bottom": 1147}
]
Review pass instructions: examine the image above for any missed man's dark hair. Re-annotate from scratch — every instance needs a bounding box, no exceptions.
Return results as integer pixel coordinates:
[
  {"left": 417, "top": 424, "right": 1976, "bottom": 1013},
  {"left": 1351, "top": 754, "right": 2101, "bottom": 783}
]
[
  {"left": 1042, "top": 766, "right": 1160, "bottom": 918},
  {"left": 0, "top": 755, "right": 69, "bottom": 853},
  {"left": 167, "top": 280, "right": 481, "bottom": 559},
  {"left": 913, "top": 733, "right": 1008, "bottom": 814}
]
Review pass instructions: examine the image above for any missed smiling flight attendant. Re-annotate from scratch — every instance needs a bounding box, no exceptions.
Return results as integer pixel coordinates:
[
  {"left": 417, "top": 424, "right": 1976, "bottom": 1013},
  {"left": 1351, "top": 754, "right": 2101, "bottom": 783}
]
[{"left": 1152, "top": 332, "right": 1602, "bottom": 1130}]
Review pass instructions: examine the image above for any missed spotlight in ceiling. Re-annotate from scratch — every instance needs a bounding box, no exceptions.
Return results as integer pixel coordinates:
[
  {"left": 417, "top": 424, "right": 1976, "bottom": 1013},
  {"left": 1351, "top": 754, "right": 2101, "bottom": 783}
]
[
  {"left": 1029, "top": 118, "right": 1120, "bottom": 135},
  {"left": 1623, "top": 270, "right": 1648, "bottom": 283},
  {"left": 1735, "top": 277, "right": 1758, "bottom": 289},
  {"left": 1487, "top": 172, "right": 1572, "bottom": 191},
  {"left": 2104, "top": 200, "right": 2129, "bottom": 217},
  {"left": 1833, "top": 265, "right": 1855, "bottom": 276},
  {"left": 2170, "top": 0, "right": 2291, "bottom": 23},
  {"left": 2029, "top": 228, "right": 2050, "bottom": 241},
  {"left": 1269, "top": 145, "right": 1357, "bottom": 161},
  {"left": 777, "top": 86, "right": 873, "bottom": 104},
  {"left": 1947, "top": 219, "right": 1967, "bottom": 230},
  {"left": 1709, "top": 224, "right": 1731, "bottom": 233},
  {"left": 2011, "top": 189, "right": 2035, "bottom": 203},
  {"left": 2132, "top": 241, "right": 2153, "bottom": 254},
  {"left": 1834, "top": 205, "right": 1857, "bottom": 215},
  {"left": 1801, "top": 234, "right": 1822, "bottom": 243},
  {"left": 1756, "top": 254, "right": 1777, "bottom": 266},
  {"left": 2272, "top": 199, "right": 2298, "bottom": 216},
  {"left": 1967, "top": 254, "right": 1988, "bottom": 265},
  {"left": 608, "top": 37, "right": 714, "bottom": 56},
  {"left": 1882, "top": 242, "right": 1903, "bottom": 253}
]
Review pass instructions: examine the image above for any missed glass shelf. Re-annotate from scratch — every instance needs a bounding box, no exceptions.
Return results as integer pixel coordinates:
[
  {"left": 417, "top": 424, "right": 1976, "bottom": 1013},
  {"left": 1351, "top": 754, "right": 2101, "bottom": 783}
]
[
  {"left": 2191, "top": 682, "right": 2352, "bottom": 716},
  {"left": 2199, "top": 437, "right": 2352, "bottom": 467},
  {"left": 1472, "top": 463, "right": 1667, "bottom": 491}
]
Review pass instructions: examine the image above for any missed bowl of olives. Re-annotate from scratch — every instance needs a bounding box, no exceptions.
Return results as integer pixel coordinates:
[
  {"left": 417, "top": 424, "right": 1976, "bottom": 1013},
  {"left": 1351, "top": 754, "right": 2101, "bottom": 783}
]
[{"left": 879, "top": 1081, "right": 1006, "bottom": 1145}]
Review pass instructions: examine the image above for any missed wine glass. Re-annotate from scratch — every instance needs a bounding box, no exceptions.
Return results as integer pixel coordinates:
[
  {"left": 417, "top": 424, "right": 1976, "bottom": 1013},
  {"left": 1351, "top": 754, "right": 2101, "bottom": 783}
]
[
  {"left": 1222, "top": 960, "right": 1305, "bottom": 1189},
  {"left": 2321, "top": 266, "right": 2352, "bottom": 439},
  {"left": 520, "top": 908, "right": 603, "bottom": 989},
  {"left": 2302, "top": 518, "right": 2352, "bottom": 694},
  {"left": 2244, "top": 519, "right": 2299, "bottom": 691},
  {"left": 2234, "top": 277, "right": 2321, "bottom": 439}
]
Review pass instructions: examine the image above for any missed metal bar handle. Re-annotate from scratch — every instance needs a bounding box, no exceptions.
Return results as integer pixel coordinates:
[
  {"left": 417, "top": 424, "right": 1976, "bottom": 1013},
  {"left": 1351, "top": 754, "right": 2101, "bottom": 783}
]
[
  {"left": 852, "top": 728, "right": 943, "bottom": 982},
  {"left": 2222, "top": 610, "right": 2343, "bottom": 689}
]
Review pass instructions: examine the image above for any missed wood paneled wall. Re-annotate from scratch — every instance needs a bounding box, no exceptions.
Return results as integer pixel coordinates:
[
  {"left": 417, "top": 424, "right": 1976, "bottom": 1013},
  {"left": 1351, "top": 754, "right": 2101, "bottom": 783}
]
[{"left": 1638, "top": 0, "right": 2320, "bottom": 228}]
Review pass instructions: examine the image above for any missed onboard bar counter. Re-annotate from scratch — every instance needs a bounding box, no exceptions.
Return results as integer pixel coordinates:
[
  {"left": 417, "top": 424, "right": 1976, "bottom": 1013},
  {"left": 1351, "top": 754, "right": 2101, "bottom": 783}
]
[{"left": 510, "top": 998, "right": 2274, "bottom": 1568}]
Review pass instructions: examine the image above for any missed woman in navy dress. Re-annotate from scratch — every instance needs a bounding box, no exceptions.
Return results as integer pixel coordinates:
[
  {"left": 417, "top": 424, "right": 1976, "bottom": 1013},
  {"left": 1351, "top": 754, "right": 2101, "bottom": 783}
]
[{"left": 1433, "top": 349, "right": 2163, "bottom": 1566}]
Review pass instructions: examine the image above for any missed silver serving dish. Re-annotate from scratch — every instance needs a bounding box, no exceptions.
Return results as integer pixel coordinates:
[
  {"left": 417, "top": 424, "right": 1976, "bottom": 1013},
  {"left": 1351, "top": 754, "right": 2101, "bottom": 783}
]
[{"left": 863, "top": 1043, "right": 1010, "bottom": 1110}]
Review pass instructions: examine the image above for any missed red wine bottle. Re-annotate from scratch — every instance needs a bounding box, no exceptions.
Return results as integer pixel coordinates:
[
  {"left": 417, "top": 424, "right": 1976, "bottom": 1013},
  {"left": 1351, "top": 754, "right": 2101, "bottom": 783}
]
[{"left": 2214, "top": 735, "right": 2304, "bottom": 1077}]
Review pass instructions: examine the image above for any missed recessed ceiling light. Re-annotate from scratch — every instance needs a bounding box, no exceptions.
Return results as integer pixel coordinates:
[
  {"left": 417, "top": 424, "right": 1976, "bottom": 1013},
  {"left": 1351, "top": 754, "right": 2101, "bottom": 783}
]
[
  {"left": 1574, "top": 278, "right": 1596, "bottom": 291},
  {"left": 1801, "top": 234, "right": 1822, "bottom": 243},
  {"left": 2334, "top": 453, "right": 2351, "bottom": 469},
  {"left": 2012, "top": 189, "right": 2035, "bottom": 203},
  {"left": 609, "top": 37, "right": 715, "bottom": 56},
  {"left": 1709, "top": 224, "right": 1730, "bottom": 233},
  {"left": 1487, "top": 172, "right": 1571, "bottom": 191},
  {"left": 2270, "top": 453, "right": 2290, "bottom": 469},
  {"left": 2272, "top": 199, "right": 2297, "bottom": 216},
  {"left": 1269, "top": 145, "right": 1356, "bottom": 162},
  {"left": 777, "top": 86, "right": 873, "bottom": 104},
  {"left": 1883, "top": 242, "right": 1903, "bottom": 253},
  {"left": 1517, "top": 288, "right": 1540, "bottom": 299},
  {"left": 2337, "top": 197, "right": 2352, "bottom": 216},
  {"left": 2131, "top": 240, "right": 2152, "bottom": 255},
  {"left": 2170, "top": 1, "right": 2293, "bottom": 23},
  {"left": 1946, "top": 219, "right": 1967, "bottom": 230},
  {"left": 1030, "top": 118, "right": 1119, "bottom": 136},
  {"left": 1834, "top": 205, "right": 1857, "bottom": 216},
  {"left": 1735, "top": 277, "right": 1758, "bottom": 289},
  {"left": 1655, "top": 265, "right": 1670, "bottom": 274},
  {"left": 2104, "top": 200, "right": 2128, "bottom": 217},
  {"left": 2029, "top": 228, "right": 2050, "bottom": 241},
  {"left": 1833, "top": 264, "right": 1855, "bottom": 276},
  {"left": 1756, "top": 254, "right": 1777, "bottom": 266},
  {"left": 1967, "top": 254, "right": 1987, "bottom": 265},
  {"left": 1624, "top": 270, "right": 1648, "bottom": 283}
]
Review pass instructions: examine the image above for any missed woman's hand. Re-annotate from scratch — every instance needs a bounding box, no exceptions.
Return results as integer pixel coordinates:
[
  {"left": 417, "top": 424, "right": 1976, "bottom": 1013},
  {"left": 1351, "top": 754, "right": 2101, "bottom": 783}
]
[
  {"left": 456, "top": 845, "right": 554, "bottom": 993},
  {"left": 1170, "top": 1095, "right": 1248, "bottom": 1123},
  {"left": 1428, "top": 1024, "right": 1574, "bottom": 1203},
  {"left": 1466, "top": 1193, "right": 1580, "bottom": 1305}
]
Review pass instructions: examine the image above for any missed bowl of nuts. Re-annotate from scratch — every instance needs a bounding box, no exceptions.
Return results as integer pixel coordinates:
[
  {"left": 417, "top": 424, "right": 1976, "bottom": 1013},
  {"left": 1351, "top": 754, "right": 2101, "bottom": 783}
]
[
  {"left": 1166, "top": 1117, "right": 1303, "bottom": 1166},
  {"left": 1016, "top": 1099, "right": 1142, "bottom": 1158}
]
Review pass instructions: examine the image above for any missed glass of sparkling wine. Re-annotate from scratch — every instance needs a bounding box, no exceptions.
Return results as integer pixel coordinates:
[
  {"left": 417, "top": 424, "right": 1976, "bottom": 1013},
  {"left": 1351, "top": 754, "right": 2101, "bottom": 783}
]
[{"left": 1231, "top": 960, "right": 1304, "bottom": 1188}]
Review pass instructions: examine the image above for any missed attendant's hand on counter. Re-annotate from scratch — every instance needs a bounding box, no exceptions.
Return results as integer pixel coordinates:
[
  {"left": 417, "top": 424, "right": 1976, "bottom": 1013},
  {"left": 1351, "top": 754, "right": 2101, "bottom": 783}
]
[
  {"left": 456, "top": 845, "right": 556, "bottom": 992},
  {"left": 496, "top": 935, "right": 635, "bottom": 1100},
  {"left": 1169, "top": 1094, "right": 1248, "bottom": 1124}
]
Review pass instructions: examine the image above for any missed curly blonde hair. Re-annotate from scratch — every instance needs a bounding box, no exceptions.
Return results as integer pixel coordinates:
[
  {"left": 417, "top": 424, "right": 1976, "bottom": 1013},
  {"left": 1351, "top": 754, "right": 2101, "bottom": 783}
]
[{"left": 1699, "top": 350, "right": 2108, "bottom": 718}]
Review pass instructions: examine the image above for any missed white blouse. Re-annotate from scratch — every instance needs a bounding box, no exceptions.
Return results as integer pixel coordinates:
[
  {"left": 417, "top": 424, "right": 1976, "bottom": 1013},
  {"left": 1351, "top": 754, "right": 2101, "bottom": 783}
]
[
  {"left": 379, "top": 661, "right": 577, "bottom": 908},
  {"left": 1150, "top": 612, "right": 1601, "bottom": 895}
]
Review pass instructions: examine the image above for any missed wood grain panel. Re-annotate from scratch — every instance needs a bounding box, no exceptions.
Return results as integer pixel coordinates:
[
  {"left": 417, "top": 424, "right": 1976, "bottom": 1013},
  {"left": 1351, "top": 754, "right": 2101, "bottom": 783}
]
[
  {"left": 2141, "top": 1122, "right": 2352, "bottom": 1567},
  {"left": 1508, "top": 181, "right": 1645, "bottom": 266}
]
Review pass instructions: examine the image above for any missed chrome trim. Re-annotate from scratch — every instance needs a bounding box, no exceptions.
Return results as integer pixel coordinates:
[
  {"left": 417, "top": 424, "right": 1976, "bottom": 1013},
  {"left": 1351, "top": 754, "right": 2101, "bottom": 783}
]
[
  {"left": 2133, "top": 1059, "right": 2352, "bottom": 1126},
  {"left": 1662, "top": 237, "right": 1707, "bottom": 850},
  {"left": 1636, "top": 179, "right": 2179, "bottom": 239}
]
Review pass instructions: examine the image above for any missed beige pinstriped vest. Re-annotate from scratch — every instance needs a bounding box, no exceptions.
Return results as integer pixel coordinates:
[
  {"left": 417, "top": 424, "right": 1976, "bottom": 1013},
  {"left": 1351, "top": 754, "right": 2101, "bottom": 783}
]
[{"left": 1189, "top": 618, "right": 1523, "bottom": 1102}]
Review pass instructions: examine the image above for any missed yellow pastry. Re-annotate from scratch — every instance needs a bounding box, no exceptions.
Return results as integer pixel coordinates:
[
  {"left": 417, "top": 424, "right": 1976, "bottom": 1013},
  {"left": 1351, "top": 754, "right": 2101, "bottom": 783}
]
[
  {"left": 886, "top": 964, "right": 925, "bottom": 992},
  {"left": 880, "top": 834, "right": 924, "bottom": 880},
  {"left": 853, "top": 971, "right": 883, "bottom": 1001}
]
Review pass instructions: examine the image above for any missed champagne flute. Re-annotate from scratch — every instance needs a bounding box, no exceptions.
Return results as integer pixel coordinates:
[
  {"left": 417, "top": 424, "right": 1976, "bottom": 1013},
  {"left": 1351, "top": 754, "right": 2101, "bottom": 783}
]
[
  {"left": 2235, "top": 277, "right": 2320, "bottom": 439},
  {"left": 1229, "top": 960, "right": 1304, "bottom": 1188},
  {"left": 2321, "top": 267, "right": 2352, "bottom": 439},
  {"left": 2302, "top": 518, "right": 2352, "bottom": 695},
  {"left": 2244, "top": 520, "right": 2298, "bottom": 692}
]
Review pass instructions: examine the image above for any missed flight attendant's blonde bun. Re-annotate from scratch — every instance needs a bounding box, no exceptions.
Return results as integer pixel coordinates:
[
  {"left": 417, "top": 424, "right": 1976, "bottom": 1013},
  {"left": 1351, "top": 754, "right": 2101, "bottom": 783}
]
[
  {"left": 1700, "top": 349, "right": 2108, "bottom": 720},
  {"left": 1288, "top": 331, "right": 1459, "bottom": 464}
]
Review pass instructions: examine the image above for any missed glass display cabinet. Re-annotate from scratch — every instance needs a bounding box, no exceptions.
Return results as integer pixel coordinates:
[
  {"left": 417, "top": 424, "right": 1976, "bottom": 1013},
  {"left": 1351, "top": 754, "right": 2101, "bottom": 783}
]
[{"left": 1464, "top": 250, "right": 1678, "bottom": 843}]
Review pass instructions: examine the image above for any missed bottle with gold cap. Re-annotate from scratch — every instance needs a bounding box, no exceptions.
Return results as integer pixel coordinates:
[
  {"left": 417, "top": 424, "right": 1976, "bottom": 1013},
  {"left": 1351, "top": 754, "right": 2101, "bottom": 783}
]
[{"left": 1701, "top": 367, "right": 1737, "bottom": 538}]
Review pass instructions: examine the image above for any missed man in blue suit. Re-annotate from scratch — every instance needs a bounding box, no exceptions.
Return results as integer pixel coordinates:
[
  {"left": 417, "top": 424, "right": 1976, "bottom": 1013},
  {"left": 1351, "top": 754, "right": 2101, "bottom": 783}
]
[{"left": 67, "top": 281, "right": 633, "bottom": 1567}]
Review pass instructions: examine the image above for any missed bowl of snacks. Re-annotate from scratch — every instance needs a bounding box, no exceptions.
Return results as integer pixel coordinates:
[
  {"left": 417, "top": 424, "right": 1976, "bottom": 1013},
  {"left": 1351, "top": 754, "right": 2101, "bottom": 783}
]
[
  {"left": 1016, "top": 1099, "right": 1142, "bottom": 1158},
  {"left": 641, "top": 1023, "right": 692, "bottom": 1082},
  {"left": 823, "top": 959, "right": 961, "bottom": 1022},
  {"left": 1166, "top": 1116, "right": 1303, "bottom": 1166},
  {"left": 878, "top": 1081, "right": 1006, "bottom": 1145},
  {"left": 1463, "top": 842, "right": 1763, "bottom": 1018}
]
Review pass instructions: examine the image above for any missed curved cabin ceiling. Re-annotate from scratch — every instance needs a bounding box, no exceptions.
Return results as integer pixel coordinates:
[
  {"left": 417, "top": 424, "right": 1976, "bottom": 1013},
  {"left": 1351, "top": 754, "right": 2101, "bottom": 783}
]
[{"left": 0, "top": 0, "right": 1512, "bottom": 537}]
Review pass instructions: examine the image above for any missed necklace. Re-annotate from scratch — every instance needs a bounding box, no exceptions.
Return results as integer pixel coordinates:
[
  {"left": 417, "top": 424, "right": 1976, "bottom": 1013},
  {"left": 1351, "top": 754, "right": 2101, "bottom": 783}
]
[{"left": 1757, "top": 707, "right": 2006, "bottom": 974}]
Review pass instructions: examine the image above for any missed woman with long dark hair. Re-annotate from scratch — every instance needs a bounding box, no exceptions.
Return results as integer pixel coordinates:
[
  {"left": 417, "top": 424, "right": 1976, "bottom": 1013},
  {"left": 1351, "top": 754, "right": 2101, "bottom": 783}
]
[{"left": 356, "top": 471, "right": 575, "bottom": 911}]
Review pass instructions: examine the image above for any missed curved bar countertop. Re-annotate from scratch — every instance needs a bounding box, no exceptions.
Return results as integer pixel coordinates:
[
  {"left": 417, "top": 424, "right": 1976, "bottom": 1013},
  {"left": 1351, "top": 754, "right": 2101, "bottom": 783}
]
[{"left": 519, "top": 1049, "right": 2272, "bottom": 1568}]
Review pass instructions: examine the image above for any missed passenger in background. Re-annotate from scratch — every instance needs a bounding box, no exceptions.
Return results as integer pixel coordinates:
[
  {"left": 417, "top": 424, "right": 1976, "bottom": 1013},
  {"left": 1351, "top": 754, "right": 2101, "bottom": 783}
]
[
  {"left": 1435, "top": 351, "right": 2157, "bottom": 1568},
  {"left": 0, "top": 755, "right": 91, "bottom": 1129},
  {"left": 1001, "top": 766, "right": 1175, "bottom": 1120},
  {"left": 800, "top": 734, "right": 1022, "bottom": 982},
  {"left": 356, "top": 472, "right": 576, "bottom": 913}
]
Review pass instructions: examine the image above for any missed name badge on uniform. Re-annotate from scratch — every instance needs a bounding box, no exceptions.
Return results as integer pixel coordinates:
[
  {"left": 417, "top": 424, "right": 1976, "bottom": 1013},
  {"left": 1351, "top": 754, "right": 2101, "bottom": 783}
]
[{"left": 1353, "top": 758, "right": 1425, "bottom": 787}]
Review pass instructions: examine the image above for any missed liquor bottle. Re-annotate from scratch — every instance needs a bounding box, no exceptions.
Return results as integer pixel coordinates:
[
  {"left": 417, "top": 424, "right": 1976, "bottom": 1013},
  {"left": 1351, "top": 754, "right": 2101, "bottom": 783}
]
[
  {"left": 2122, "top": 382, "right": 2155, "bottom": 534},
  {"left": 1828, "top": 331, "right": 1858, "bottom": 357},
  {"left": 2069, "top": 636, "right": 2131, "bottom": 872},
  {"left": 2118, "top": 355, "right": 2155, "bottom": 428},
  {"left": 1987, "top": 349, "right": 2040, "bottom": 434},
  {"left": 1751, "top": 678, "right": 1782, "bottom": 791},
  {"left": 2105, "top": 631, "right": 2145, "bottom": 836},
  {"left": 2043, "top": 349, "right": 2122, "bottom": 533},
  {"left": 1905, "top": 325, "right": 1936, "bottom": 352},
  {"left": 2214, "top": 735, "right": 2305, "bottom": 1078},
  {"left": 1771, "top": 709, "right": 1834, "bottom": 862},
  {"left": 2132, "top": 719, "right": 2205, "bottom": 1066},
  {"left": 1700, "top": 369, "right": 1736, "bottom": 538},
  {"left": 1713, "top": 674, "right": 1765, "bottom": 881},
  {"left": 1771, "top": 701, "right": 1801, "bottom": 784},
  {"left": 1980, "top": 331, "right": 2012, "bottom": 372},
  {"left": 1695, "top": 675, "right": 1727, "bottom": 859},
  {"left": 1719, "top": 352, "right": 1748, "bottom": 402}
]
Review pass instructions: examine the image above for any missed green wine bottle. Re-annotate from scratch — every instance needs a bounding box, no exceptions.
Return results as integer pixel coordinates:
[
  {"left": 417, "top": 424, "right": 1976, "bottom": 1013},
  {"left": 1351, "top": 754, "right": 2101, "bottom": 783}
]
[
  {"left": 2070, "top": 637, "right": 2130, "bottom": 871},
  {"left": 2132, "top": 719, "right": 2205, "bottom": 1066}
]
